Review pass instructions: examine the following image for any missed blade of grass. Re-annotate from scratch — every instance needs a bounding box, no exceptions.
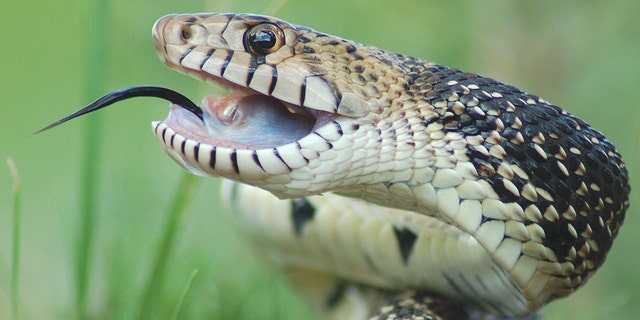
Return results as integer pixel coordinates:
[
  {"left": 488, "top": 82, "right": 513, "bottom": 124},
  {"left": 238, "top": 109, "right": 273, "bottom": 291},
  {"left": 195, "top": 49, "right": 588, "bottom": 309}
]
[
  {"left": 138, "top": 172, "right": 200, "bottom": 319},
  {"left": 6, "top": 157, "right": 21, "bottom": 320},
  {"left": 171, "top": 269, "right": 199, "bottom": 320},
  {"left": 77, "top": 1, "right": 109, "bottom": 318}
]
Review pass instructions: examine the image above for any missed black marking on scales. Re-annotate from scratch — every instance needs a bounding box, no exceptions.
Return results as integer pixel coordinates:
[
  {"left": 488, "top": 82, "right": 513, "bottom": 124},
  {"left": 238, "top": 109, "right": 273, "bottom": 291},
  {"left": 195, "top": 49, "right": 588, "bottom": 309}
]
[
  {"left": 179, "top": 46, "right": 195, "bottom": 64},
  {"left": 193, "top": 143, "right": 200, "bottom": 162},
  {"left": 230, "top": 150, "right": 239, "bottom": 174},
  {"left": 160, "top": 127, "right": 168, "bottom": 143},
  {"left": 199, "top": 48, "right": 216, "bottom": 70},
  {"left": 300, "top": 77, "right": 307, "bottom": 106},
  {"left": 393, "top": 227, "right": 418, "bottom": 264},
  {"left": 218, "top": 50, "right": 232, "bottom": 76},
  {"left": 169, "top": 133, "right": 176, "bottom": 148},
  {"left": 180, "top": 140, "right": 187, "bottom": 156},
  {"left": 209, "top": 147, "right": 217, "bottom": 169},
  {"left": 291, "top": 198, "right": 316, "bottom": 236},
  {"left": 414, "top": 63, "right": 629, "bottom": 283},
  {"left": 268, "top": 66, "right": 278, "bottom": 95},
  {"left": 251, "top": 150, "right": 265, "bottom": 172},
  {"left": 244, "top": 55, "right": 259, "bottom": 86},
  {"left": 273, "top": 148, "right": 292, "bottom": 171}
]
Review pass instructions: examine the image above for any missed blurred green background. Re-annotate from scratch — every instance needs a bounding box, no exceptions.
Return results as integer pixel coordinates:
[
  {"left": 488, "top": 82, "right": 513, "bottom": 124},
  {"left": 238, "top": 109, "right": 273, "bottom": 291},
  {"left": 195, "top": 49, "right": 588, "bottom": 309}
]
[{"left": 1, "top": 1, "right": 639, "bottom": 319}]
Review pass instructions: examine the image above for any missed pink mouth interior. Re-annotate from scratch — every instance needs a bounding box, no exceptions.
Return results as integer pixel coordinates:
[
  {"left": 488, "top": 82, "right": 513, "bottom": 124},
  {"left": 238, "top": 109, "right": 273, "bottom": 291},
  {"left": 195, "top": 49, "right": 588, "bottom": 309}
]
[{"left": 163, "top": 93, "right": 316, "bottom": 149}]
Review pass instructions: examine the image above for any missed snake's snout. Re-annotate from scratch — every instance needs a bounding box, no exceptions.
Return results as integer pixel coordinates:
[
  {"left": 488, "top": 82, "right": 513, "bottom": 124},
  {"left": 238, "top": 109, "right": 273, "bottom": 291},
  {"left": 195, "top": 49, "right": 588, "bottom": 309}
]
[
  {"left": 152, "top": 13, "right": 219, "bottom": 69},
  {"left": 151, "top": 14, "right": 174, "bottom": 64}
]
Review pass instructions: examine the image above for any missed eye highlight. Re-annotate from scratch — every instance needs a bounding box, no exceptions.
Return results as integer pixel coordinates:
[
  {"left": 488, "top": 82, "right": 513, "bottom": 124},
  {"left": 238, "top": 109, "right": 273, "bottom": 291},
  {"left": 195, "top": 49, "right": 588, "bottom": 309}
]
[{"left": 243, "top": 23, "right": 285, "bottom": 56}]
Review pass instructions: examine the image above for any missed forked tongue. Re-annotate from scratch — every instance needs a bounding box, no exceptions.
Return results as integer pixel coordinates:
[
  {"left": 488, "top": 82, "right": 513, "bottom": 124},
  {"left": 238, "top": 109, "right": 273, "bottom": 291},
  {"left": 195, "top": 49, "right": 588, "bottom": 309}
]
[{"left": 37, "top": 86, "right": 200, "bottom": 133}]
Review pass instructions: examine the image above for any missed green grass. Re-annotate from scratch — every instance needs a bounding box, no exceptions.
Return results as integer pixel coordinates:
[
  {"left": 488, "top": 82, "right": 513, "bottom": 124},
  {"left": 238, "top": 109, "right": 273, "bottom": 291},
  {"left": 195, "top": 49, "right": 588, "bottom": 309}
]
[
  {"left": 1, "top": 1, "right": 639, "bottom": 319},
  {"left": 138, "top": 173, "right": 200, "bottom": 319},
  {"left": 75, "top": 1, "right": 109, "bottom": 318},
  {"left": 6, "top": 158, "right": 21, "bottom": 319},
  {"left": 170, "top": 268, "right": 198, "bottom": 320}
]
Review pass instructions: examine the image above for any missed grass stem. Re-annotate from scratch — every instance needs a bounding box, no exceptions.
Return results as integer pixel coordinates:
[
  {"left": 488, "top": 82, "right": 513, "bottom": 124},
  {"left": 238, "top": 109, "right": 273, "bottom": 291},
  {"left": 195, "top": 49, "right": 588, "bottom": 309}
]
[
  {"left": 77, "top": 1, "right": 109, "bottom": 318},
  {"left": 7, "top": 158, "right": 21, "bottom": 320},
  {"left": 138, "top": 172, "right": 200, "bottom": 318},
  {"left": 171, "top": 269, "right": 199, "bottom": 320}
]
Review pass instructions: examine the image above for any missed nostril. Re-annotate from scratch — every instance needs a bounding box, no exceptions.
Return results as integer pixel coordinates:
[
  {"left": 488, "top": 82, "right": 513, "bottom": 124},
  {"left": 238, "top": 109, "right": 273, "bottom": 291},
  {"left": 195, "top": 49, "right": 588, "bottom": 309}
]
[{"left": 180, "top": 25, "right": 193, "bottom": 41}]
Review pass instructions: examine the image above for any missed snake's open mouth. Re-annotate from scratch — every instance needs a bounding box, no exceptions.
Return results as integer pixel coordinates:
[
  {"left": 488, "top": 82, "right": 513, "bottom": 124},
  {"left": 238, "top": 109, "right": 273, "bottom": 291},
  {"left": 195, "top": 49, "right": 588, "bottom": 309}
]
[
  {"left": 151, "top": 80, "right": 350, "bottom": 181},
  {"left": 164, "top": 92, "right": 318, "bottom": 149},
  {"left": 38, "top": 83, "right": 334, "bottom": 182}
]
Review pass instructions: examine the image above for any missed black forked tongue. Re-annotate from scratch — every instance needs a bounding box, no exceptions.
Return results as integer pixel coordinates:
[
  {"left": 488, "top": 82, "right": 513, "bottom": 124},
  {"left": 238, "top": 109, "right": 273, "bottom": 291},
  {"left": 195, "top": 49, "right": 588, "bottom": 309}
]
[{"left": 37, "top": 86, "right": 201, "bottom": 133}]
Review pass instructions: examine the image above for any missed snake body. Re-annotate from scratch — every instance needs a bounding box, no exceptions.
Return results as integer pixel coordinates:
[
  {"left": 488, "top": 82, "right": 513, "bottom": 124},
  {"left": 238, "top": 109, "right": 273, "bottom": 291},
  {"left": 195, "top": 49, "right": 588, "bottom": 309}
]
[{"left": 150, "top": 13, "right": 629, "bottom": 318}]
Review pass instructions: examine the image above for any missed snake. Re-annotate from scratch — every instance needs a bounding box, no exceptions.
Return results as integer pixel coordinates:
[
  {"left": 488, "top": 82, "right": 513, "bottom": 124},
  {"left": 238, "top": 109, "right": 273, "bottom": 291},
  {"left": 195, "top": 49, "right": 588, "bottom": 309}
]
[{"left": 44, "top": 13, "right": 630, "bottom": 319}]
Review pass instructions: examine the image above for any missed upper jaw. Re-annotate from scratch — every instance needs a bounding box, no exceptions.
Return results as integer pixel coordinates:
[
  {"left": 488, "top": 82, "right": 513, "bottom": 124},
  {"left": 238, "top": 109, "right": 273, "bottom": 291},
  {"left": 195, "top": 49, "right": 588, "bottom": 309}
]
[{"left": 152, "top": 13, "right": 373, "bottom": 119}]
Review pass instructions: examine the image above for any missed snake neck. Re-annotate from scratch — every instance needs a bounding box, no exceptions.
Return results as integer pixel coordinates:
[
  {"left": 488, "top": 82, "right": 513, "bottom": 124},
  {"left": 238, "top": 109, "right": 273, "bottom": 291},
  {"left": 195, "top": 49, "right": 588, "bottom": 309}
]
[{"left": 341, "top": 56, "right": 630, "bottom": 312}]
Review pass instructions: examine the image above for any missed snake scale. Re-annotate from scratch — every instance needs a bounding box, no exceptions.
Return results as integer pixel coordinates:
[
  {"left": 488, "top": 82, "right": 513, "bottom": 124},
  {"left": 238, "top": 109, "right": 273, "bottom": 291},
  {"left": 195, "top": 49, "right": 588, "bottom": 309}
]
[{"left": 46, "top": 13, "right": 630, "bottom": 319}]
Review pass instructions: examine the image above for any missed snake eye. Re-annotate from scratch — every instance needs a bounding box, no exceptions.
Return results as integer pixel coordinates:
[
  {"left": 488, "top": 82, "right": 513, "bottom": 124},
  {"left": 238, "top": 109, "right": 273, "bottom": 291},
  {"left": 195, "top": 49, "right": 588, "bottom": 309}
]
[{"left": 244, "top": 23, "right": 285, "bottom": 56}]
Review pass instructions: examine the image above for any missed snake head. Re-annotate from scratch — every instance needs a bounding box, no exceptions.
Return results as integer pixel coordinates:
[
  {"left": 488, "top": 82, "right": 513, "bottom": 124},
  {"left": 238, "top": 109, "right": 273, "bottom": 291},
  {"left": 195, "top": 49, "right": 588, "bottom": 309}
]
[
  {"left": 152, "top": 13, "right": 409, "bottom": 118},
  {"left": 151, "top": 13, "right": 418, "bottom": 198}
]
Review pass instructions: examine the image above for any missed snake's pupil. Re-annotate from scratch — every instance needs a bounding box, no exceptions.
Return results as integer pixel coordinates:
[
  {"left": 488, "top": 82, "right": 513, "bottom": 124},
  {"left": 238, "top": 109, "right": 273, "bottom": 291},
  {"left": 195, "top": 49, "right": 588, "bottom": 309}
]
[{"left": 253, "top": 29, "right": 276, "bottom": 50}]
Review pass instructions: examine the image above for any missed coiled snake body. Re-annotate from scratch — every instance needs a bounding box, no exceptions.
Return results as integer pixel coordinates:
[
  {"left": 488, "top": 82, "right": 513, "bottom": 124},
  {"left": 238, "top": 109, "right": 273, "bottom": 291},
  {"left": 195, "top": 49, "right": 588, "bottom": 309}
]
[{"left": 54, "top": 13, "right": 632, "bottom": 319}]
